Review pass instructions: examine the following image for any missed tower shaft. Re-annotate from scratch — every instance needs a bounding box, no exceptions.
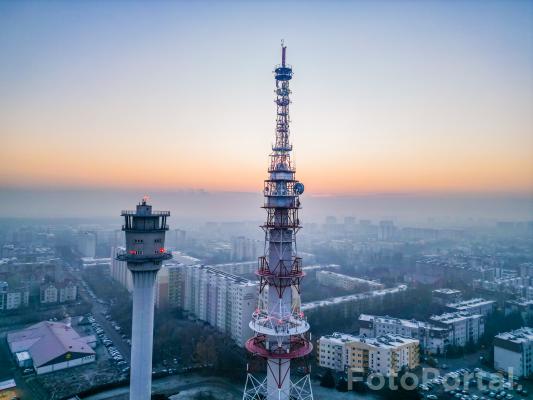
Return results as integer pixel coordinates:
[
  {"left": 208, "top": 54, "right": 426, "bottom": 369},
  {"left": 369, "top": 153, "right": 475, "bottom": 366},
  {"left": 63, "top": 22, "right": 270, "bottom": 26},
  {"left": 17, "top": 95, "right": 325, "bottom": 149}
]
[
  {"left": 117, "top": 198, "right": 172, "bottom": 400},
  {"left": 130, "top": 270, "right": 157, "bottom": 400}
]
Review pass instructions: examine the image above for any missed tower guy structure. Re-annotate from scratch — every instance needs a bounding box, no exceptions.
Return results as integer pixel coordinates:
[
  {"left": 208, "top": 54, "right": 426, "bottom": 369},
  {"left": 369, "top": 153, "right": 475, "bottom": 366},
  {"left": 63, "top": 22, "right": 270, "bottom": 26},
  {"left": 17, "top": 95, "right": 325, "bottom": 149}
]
[
  {"left": 243, "top": 43, "right": 314, "bottom": 400},
  {"left": 117, "top": 197, "right": 171, "bottom": 400}
]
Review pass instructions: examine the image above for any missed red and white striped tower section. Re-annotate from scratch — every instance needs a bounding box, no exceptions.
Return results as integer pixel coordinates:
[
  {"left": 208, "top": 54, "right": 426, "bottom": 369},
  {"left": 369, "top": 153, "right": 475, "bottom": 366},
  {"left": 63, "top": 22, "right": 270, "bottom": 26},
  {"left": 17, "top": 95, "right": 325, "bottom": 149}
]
[{"left": 243, "top": 43, "right": 314, "bottom": 400}]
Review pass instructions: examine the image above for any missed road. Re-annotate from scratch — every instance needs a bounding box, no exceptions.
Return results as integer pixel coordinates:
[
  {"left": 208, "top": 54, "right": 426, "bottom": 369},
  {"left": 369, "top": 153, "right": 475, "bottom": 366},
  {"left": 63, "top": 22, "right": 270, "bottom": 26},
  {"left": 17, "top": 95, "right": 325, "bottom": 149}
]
[{"left": 79, "top": 278, "right": 131, "bottom": 363}]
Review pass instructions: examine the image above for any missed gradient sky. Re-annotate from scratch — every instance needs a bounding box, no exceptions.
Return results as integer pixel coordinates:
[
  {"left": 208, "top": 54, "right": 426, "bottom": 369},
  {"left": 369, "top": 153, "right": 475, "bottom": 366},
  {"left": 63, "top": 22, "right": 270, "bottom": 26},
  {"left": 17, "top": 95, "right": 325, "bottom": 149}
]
[{"left": 1, "top": 1, "right": 532, "bottom": 195}]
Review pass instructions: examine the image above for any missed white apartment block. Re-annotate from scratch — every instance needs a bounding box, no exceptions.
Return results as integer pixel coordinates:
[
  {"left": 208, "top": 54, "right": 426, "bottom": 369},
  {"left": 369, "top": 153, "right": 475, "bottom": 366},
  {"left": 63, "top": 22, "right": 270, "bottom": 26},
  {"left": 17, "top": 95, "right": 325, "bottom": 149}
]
[
  {"left": 0, "top": 282, "right": 30, "bottom": 311},
  {"left": 40, "top": 283, "right": 58, "bottom": 304},
  {"left": 182, "top": 265, "right": 258, "bottom": 347},
  {"left": 110, "top": 247, "right": 133, "bottom": 293},
  {"left": 59, "top": 281, "right": 77, "bottom": 303},
  {"left": 318, "top": 332, "right": 419, "bottom": 377},
  {"left": 358, "top": 314, "right": 449, "bottom": 355},
  {"left": 318, "top": 332, "right": 357, "bottom": 371},
  {"left": 494, "top": 327, "right": 533, "bottom": 378},
  {"left": 430, "top": 311, "right": 484, "bottom": 347},
  {"left": 316, "top": 271, "right": 384, "bottom": 291},
  {"left": 446, "top": 298, "right": 495, "bottom": 316},
  {"left": 40, "top": 281, "right": 77, "bottom": 304}
]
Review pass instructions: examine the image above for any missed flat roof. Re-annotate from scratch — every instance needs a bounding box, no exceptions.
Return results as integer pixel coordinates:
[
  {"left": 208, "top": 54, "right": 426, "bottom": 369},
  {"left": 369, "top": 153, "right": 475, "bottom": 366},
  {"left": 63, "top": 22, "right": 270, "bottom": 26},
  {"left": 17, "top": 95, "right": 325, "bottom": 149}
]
[
  {"left": 430, "top": 311, "right": 482, "bottom": 324},
  {"left": 359, "top": 313, "right": 448, "bottom": 332},
  {"left": 321, "top": 332, "right": 419, "bottom": 349},
  {"left": 495, "top": 327, "right": 533, "bottom": 344},
  {"left": 302, "top": 285, "right": 407, "bottom": 311},
  {"left": 446, "top": 298, "right": 496, "bottom": 309},
  {"left": 432, "top": 288, "right": 461, "bottom": 295}
]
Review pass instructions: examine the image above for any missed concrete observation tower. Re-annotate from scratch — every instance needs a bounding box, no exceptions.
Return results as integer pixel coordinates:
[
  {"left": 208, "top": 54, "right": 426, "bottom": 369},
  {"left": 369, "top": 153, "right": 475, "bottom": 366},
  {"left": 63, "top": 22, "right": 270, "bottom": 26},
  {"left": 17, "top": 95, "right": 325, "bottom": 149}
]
[
  {"left": 117, "top": 197, "right": 172, "bottom": 400},
  {"left": 243, "top": 43, "right": 314, "bottom": 400}
]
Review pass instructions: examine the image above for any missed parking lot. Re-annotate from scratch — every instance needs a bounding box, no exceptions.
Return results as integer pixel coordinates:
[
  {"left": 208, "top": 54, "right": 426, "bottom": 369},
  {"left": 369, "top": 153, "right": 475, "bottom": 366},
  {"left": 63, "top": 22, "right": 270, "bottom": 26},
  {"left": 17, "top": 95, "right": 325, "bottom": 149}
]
[
  {"left": 417, "top": 366, "right": 530, "bottom": 400},
  {"left": 80, "top": 279, "right": 131, "bottom": 364}
]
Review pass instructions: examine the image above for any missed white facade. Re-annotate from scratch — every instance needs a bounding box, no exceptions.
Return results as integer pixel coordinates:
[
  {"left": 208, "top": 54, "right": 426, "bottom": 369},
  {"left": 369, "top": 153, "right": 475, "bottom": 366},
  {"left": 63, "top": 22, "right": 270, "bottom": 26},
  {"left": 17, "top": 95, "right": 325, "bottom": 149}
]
[
  {"left": 318, "top": 332, "right": 419, "bottom": 377},
  {"left": 77, "top": 231, "right": 97, "bottom": 258},
  {"left": 231, "top": 236, "right": 260, "bottom": 261},
  {"left": 494, "top": 327, "right": 533, "bottom": 378},
  {"left": 182, "top": 265, "right": 257, "bottom": 346},
  {"left": 358, "top": 314, "right": 449, "bottom": 355},
  {"left": 59, "top": 281, "right": 78, "bottom": 302},
  {"left": 0, "top": 282, "right": 30, "bottom": 311},
  {"left": 110, "top": 247, "right": 133, "bottom": 292},
  {"left": 318, "top": 332, "right": 357, "bottom": 371},
  {"left": 430, "top": 311, "right": 484, "bottom": 347},
  {"left": 40, "top": 283, "right": 58, "bottom": 304}
]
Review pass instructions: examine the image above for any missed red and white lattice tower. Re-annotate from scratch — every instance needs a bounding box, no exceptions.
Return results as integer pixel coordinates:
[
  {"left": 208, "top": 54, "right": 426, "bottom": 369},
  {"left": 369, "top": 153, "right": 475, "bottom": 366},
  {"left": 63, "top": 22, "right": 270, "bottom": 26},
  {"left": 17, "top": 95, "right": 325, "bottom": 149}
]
[{"left": 243, "top": 42, "right": 314, "bottom": 400}]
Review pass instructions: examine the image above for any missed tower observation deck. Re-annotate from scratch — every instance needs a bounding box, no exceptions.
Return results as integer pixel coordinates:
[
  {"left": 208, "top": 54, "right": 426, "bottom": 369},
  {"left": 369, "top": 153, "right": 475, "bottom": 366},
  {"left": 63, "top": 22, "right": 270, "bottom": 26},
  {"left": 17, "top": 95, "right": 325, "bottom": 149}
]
[
  {"left": 117, "top": 197, "right": 171, "bottom": 400},
  {"left": 243, "top": 43, "right": 314, "bottom": 400}
]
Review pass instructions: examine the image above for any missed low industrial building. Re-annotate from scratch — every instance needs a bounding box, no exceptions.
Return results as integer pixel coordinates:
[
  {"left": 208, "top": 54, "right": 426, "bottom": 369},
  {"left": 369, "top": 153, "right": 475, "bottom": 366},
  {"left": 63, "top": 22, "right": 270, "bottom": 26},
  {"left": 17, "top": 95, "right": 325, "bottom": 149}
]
[{"left": 7, "top": 320, "right": 96, "bottom": 374}]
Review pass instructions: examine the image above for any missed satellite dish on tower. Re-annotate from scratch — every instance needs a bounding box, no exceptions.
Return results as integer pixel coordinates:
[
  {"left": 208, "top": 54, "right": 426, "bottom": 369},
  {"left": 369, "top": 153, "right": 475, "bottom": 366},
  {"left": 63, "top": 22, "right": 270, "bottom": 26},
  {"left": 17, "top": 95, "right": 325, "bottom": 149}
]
[{"left": 294, "top": 182, "right": 304, "bottom": 195}]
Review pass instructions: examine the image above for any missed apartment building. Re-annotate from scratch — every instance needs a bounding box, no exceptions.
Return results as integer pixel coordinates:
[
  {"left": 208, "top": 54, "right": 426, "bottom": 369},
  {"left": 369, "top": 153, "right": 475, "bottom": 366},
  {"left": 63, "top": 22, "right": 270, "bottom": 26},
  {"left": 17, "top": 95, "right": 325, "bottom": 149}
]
[
  {"left": 318, "top": 332, "right": 419, "bottom": 377},
  {"left": 494, "top": 327, "right": 533, "bottom": 378},
  {"left": 316, "top": 271, "right": 384, "bottom": 291},
  {"left": 182, "top": 265, "right": 258, "bottom": 346},
  {"left": 430, "top": 311, "right": 484, "bottom": 347},
  {"left": 0, "top": 281, "right": 30, "bottom": 311},
  {"left": 358, "top": 314, "right": 449, "bottom": 355}
]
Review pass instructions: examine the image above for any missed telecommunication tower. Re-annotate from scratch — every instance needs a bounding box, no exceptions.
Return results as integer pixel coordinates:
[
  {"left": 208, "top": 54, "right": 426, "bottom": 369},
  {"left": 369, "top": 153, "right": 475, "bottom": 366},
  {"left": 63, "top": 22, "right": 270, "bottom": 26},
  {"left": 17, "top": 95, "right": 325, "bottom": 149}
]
[
  {"left": 117, "top": 197, "right": 172, "bottom": 400},
  {"left": 243, "top": 43, "right": 314, "bottom": 400}
]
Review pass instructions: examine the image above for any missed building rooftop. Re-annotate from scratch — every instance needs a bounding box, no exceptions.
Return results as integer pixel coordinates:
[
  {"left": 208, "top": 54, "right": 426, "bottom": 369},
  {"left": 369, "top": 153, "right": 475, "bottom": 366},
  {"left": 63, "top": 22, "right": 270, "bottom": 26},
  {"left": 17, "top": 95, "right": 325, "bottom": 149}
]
[
  {"left": 200, "top": 265, "right": 257, "bottom": 287},
  {"left": 317, "top": 271, "right": 382, "bottom": 285},
  {"left": 7, "top": 321, "right": 95, "bottom": 367},
  {"left": 322, "top": 332, "right": 418, "bottom": 349},
  {"left": 433, "top": 288, "right": 461, "bottom": 295},
  {"left": 446, "top": 298, "right": 495, "bottom": 310},
  {"left": 302, "top": 285, "right": 407, "bottom": 311},
  {"left": 495, "top": 327, "right": 533, "bottom": 343},
  {"left": 321, "top": 332, "right": 359, "bottom": 344},
  {"left": 506, "top": 298, "right": 533, "bottom": 306},
  {"left": 430, "top": 311, "right": 482, "bottom": 324},
  {"left": 359, "top": 314, "right": 448, "bottom": 332}
]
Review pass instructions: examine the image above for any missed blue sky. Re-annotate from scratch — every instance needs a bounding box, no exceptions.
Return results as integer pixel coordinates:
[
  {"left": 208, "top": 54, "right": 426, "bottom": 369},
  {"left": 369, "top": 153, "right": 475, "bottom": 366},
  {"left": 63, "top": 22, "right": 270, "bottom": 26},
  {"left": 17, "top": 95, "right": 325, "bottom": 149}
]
[{"left": 1, "top": 0, "right": 532, "bottom": 194}]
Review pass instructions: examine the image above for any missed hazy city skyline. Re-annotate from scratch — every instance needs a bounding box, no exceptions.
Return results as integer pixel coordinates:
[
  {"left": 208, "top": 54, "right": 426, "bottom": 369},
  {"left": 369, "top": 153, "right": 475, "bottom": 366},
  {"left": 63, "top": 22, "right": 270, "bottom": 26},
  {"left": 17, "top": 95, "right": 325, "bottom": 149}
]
[{"left": 1, "top": 1, "right": 532, "bottom": 196}]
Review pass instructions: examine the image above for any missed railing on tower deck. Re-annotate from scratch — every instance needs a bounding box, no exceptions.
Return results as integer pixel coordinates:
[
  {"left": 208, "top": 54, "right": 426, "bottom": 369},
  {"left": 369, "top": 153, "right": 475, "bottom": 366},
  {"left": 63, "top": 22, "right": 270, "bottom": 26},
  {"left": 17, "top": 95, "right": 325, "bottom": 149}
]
[
  {"left": 121, "top": 210, "right": 171, "bottom": 216},
  {"left": 121, "top": 224, "right": 169, "bottom": 230}
]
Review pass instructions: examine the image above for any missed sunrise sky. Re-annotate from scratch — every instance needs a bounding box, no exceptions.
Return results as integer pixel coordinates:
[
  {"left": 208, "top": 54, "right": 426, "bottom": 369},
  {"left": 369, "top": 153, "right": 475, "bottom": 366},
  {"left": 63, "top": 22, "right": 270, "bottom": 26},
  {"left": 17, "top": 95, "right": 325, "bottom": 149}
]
[{"left": 1, "top": 1, "right": 532, "bottom": 195}]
